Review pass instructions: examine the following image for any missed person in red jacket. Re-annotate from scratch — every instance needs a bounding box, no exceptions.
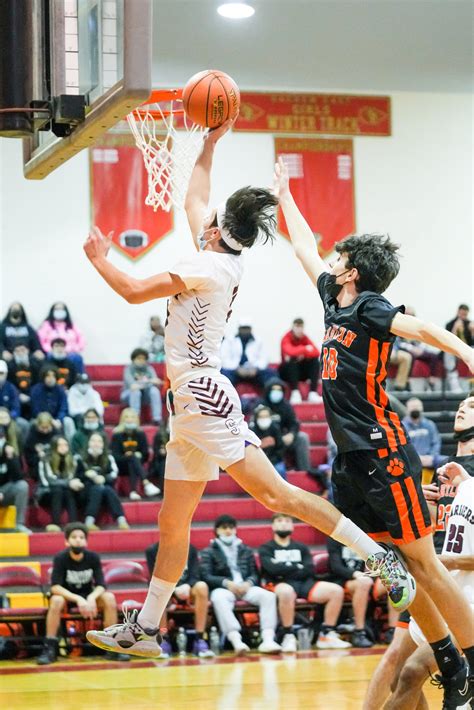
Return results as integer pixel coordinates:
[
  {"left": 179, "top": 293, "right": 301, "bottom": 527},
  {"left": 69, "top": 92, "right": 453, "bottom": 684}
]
[{"left": 279, "top": 318, "right": 322, "bottom": 404}]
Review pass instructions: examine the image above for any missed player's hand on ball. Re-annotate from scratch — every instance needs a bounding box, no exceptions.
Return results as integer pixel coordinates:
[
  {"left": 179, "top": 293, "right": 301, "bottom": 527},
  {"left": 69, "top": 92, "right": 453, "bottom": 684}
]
[
  {"left": 273, "top": 157, "right": 290, "bottom": 201},
  {"left": 84, "top": 226, "right": 113, "bottom": 262},
  {"left": 206, "top": 115, "right": 238, "bottom": 145}
]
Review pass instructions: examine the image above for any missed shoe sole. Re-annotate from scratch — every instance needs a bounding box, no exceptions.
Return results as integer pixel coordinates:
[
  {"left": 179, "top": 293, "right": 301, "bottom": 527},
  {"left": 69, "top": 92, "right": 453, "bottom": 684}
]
[{"left": 86, "top": 631, "right": 162, "bottom": 658}]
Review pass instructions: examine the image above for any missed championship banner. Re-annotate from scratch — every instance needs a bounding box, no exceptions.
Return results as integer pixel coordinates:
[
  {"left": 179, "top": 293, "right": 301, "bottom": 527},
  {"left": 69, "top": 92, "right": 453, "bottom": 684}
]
[
  {"left": 90, "top": 139, "right": 173, "bottom": 261},
  {"left": 275, "top": 137, "right": 356, "bottom": 256},
  {"left": 237, "top": 93, "right": 390, "bottom": 136}
]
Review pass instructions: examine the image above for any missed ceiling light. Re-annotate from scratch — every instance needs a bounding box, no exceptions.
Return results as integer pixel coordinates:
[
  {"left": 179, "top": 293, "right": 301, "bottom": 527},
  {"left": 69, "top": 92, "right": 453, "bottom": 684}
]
[{"left": 217, "top": 3, "right": 255, "bottom": 19}]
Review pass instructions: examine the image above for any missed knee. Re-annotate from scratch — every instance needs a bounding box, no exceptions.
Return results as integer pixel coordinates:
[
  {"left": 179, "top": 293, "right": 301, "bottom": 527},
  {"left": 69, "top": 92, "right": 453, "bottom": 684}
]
[
  {"left": 276, "top": 584, "right": 296, "bottom": 604},
  {"left": 193, "top": 581, "right": 209, "bottom": 599},
  {"left": 100, "top": 592, "right": 116, "bottom": 609},
  {"left": 355, "top": 576, "right": 373, "bottom": 594},
  {"left": 15, "top": 480, "right": 28, "bottom": 494},
  {"left": 331, "top": 583, "right": 345, "bottom": 601},
  {"left": 211, "top": 587, "right": 230, "bottom": 603},
  {"left": 398, "top": 659, "right": 427, "bottom": 689},
  {"left": 49, "top": 595, "right": 66, "bottom": 612}
]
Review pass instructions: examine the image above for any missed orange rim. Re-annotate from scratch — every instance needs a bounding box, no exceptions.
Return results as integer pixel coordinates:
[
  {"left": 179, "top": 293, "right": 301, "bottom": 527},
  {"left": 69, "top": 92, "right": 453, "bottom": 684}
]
[{"left": 131, "top": 88, "right": 184, "bottom": 120}]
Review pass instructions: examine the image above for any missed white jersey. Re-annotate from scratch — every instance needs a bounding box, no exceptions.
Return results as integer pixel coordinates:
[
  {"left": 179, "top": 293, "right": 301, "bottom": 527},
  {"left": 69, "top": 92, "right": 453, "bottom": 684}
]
[
  {"left": 441, "top": 477, "right": 474, "bottom": 604},
  {"left": 165, "top": 250, "right": 243, "bottom": 390}
]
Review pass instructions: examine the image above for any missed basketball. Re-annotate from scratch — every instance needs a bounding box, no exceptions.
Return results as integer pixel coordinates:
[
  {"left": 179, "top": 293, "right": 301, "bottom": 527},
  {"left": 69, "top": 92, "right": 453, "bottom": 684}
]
[{"left": 182, "top": 70, "right": 240, "bottom": 129}]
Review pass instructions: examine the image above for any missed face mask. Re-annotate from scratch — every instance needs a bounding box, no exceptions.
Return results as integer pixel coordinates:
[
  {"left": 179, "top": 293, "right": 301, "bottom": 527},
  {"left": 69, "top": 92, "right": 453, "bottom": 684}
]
[
  {"left": 134, "top": 365, "right": 147, "bottom": 372},
  {"left": 52, "top": 352, "right": 65, "bottom": 360},
  {"left": 197, "top": 227, "right": 213, "bottom": 251},
  {"left": 410, "top": 410, "right": 421, "bottom": 420},
  {"left": 257, "top": 417, "right": 272, "bottom": 431},
  {"left": 69, "top": 545, "right": 85, "bottom": 555},
  {"left": 53, "top": 309, "right": 67, "bottom": 320},
  {"left": 88, "top": 447, "right": 103, "bottom": 457},
  {"left": 275, "top": 529, "right": 292, "bottom": 538},
  {"left": 124, "top": 422, "right": 137, "bottom": 431},
  {"left": 218, "top": 533, "right": 236, "bottom": 545},
  {"left": 327, "top": 268, "right": 352, "bottom": 299},
  {"left": 268, "top": 389, "right": 284, "bottom": 404},
  {"left": 78, "top": 384, "right": 89, "bottom": 394},
  {"left": 84, "top": 421, "right": 99, "bottom": 431},
  {"left": 14, "top": 355, "right": 29, "bottom": 365},
  {"left": 453, "top": 426, "right": 474, "bottom": 443},
  {"left": 45, "top": 380, "right": 56, "bottom": 389}
]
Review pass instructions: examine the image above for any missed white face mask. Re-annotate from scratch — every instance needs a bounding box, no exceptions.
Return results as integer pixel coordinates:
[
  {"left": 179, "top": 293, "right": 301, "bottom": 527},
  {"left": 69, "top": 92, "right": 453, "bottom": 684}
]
[
  {"left": 78, "top": 384, "right": 89, "bottom": 394},
  {"left": 53, "top": 309, "right": 67, "bottom": 320},
  {"left": 88, "top": 447, "right": 103, "bottom": 457},
  {"left": 218, "top": 533, "right": 237, "bottom": 545},
  {"left": 84, "top": 421, "right": 99, "bottom": 431},
  {"left": 257, "top": 417, "right": 272, "bottom": 431}
]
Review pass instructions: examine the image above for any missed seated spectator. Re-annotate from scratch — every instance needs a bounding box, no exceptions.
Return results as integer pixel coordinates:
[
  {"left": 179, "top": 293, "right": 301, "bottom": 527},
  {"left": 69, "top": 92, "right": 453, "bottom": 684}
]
[
  {"left": 7, "top": 343, "right": 41, "bottom": 419},
  {"left": 444, "top": 303, "right": 473, "bottom": 392},
  {"left": 0, "top": 359, "right": 29, "bottom": 443},
  {"left": 121, "top": 348, "right": 162, "bottom": 425},
  {"left": 279, "top": 317, "right": 322, "bottom": 404},
  {"left": 200, "top": 514, "right": 281, "bottom": 655},
  {"left": 46, "top": 338, "right": 77, "bottom": 388},
  {"left": 110, "top": 408, "right": 160, "bottom": 500},
  {"left": 259, "top": 513, "right": 350, "bottom": 652},
  {"left": 148, "top": 424, "right": 169, "bottom": 494},
  {"left": 402, "top": 397, "right": 444, "bottom": 471},
  {"left": 249, "top": 405, "right": 286, "bottom": 479},
  {"left": 71, "top": 408, "right": 105, "bottom": 456},
  {"left": 36, "top": 436, "right": 84, "bottom": 532},
  {"left": 37, "top": 522, "right": 129, "bottom": 665},
  {"left": 24, "top": 412, "right": 57, "bottom": 479},
  {"left": 0, "top": 407, "right": 31, "bottom": 533},
  {"left": 0, "top": 302, "right": 44, "bottom": 362},
  {"left": 38, "top": 302, "right": 85, "bottom": 373},
  {"left": 221, "top": 318, "right": 273, "bottom": 388},
  {"left": 30, "top": 365, "right": 75, "bottom": 442},
  {"left": 389, "top": 337, "right": 412, "bottom": 391},
  {"left": 76, "top": 433, "right": 129, "bottom": 531},
  {"left": 397, "top": 306, "right": 441, "bottom": 390},
  {"left": 68, "top": 374, "right": 104, "bottom": 425},
  {"left": 145, "top": 542, "right": 214, "bottom": 658},
  {"left": 140, "top": 315, "right": 165, "bottom": 363}
]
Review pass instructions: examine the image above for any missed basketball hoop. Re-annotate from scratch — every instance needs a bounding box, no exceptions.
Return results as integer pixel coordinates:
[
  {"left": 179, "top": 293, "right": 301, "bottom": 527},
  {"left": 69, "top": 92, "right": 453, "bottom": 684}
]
[{"left": 127, "top": 89, "right": 206, "bottom": 212}]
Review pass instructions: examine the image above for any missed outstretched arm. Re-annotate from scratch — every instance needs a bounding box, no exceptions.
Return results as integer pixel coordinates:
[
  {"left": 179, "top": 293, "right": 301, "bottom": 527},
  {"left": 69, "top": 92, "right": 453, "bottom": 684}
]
[
  {"left": 391, "top": 312, "right": 473, "bottom": 372},
  {"left": 273, "top": 157, "right": 329, "bottom": 287},
  {"left": 83, "top": 227, "right": 185, "bottom": 303}
]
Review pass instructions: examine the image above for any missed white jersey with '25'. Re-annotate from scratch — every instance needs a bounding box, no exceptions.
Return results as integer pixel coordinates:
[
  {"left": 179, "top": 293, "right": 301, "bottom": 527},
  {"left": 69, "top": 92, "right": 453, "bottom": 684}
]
[{"left": 441, "top": 477, "right": 474, "bottom": 605}]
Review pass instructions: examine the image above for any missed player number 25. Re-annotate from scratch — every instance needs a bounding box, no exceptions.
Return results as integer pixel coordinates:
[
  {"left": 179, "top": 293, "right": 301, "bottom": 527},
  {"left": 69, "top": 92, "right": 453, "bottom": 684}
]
[{"left": 445, "top": 524, "right": 464, "bottom": 554}]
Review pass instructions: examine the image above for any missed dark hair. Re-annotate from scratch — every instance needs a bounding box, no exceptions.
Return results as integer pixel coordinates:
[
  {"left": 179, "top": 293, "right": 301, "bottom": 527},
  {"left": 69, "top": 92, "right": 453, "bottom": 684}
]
[
  {"left": 214, "top": 514, "right": 237, "bottom": 530},
  {"left": 83, "top": 432, "right": 109, "bottom": 469},
  {"left": 5, "top": 302, "right": 27, "bottom": 324},
  {"left": 64, "top": 522, "right": 88, "bottom": 540},
  {"left": 335, "top": 233, "right": 400, "bottom": 294},
  {"left": 271, "top": 512, "right": 293, "bottom": 522},
  {"left": 221, "top": 187, "right": 278, "bottom": 250},
  {"left": 131, "top": 347, "right": 149, "bottom": 361},
  {"left": 47, "top": 302, "right": 73, "bottom": 329},
  {"left": 40, "top": 364, "right": 58, "bottom": 381},
  {"left": 51, "top": 337, "right": 66, "bottom": 347},
  {"left": 458, "top": 304, "right": 469, "bottom": 311},
  {"left": 293, "top": 318, "right": 304, "bottom": 326}
]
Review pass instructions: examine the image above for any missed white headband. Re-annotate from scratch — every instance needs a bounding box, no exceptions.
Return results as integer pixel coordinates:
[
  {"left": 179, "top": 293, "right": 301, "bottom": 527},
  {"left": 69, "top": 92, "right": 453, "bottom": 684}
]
[{"left": 216, "top": 203, "right": 244, "bottom": 252}]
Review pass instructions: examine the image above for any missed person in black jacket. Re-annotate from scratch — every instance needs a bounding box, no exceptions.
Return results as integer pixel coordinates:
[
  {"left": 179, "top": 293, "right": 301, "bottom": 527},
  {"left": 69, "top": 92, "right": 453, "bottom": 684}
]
[
  {"left": 0, "top": 407, "right": 30, "bottom": 533},
  {"left": 0, "top": 302, "right": 45, "bottom": 362},
  {"left": 200, "top": 514, "right": 281, "bottom": 655},
  {"left": 110, "top": 408, "right": 160, "bottom": 500},
  {"left": 249, "top": 405, "right": 287, "bottom": 479},
  {"left": 24, "top": 412, "right": 57, "bottom": 479},
  {"left": 259, "top": 513, "right": 350, "bottom": 652},
  {"left": 7, "top": 344, "right": 41, "bottom": 419},
  {"left": 145, "top": 542, "right": 213, "bottom": 658}
]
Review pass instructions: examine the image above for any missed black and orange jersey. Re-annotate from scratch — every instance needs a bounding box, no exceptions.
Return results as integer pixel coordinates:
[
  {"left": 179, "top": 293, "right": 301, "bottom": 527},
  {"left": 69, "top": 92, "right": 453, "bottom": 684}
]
[
  {"left": 433, "top": 453, "right": 474, "bottom": 553},
  {"left": 317, "top": 272, "right": 406, "bottom": 453}
]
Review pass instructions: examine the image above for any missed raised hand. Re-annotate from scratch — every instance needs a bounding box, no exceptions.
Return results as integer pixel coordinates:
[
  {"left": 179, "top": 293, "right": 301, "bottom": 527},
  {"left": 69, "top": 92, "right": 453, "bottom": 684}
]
[
  {"left": 273, "top": 156, "right": 290, "bottom": 201},
  {"left": 84, "top": 226, "right": 113, "bottom": 262},
  {"left": 206, "top": 114, "right": 238, "bottom": 145}
]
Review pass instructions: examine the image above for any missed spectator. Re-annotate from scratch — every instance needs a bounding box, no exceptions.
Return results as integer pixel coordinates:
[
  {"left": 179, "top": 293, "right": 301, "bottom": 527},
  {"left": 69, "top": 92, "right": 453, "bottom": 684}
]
[
  {"left": 76, "top": 433, "right": 129, "bottom": 531},
  {"left": 279, "top": 317, "right": 322, "bottom": 404},
  {"left": 46, "top": 338, "right": 77, "bottom": 388},
  {"left": 24, "top": 412, "right": 57, "bottom": 479},
  {"left": 121, "top": 348, "right": 162, "bottom": 425},
  {"left": 30, "top": 365, "right": 75, "bottom": 442},
  {"left": 37, "top": 522, "right": 129, "bottom": 665},
  {"left": 68, "top": 374, "right": 104, "bottom": 425},
  {"left": 397, "top": 306, "right": 441, "bottom": 390},
  {"left": 259, "top": 513, "right": 350, "bottom": 652},
  {"left": 0, "top": 302, "right": 44, "bottom": 362},
  {"left": 0, "top": 407, "right": 31, "bottom": 533},
  {"left": 145, "top": 542, "right": 214, "bottom": 658},
  {"left": 140, "top": 316, "right": 166, "bottom": 363},
  {"left": 249, "top": 405, "right": 286, "bottom": 479},
  {"left": 389, "top": 337, "right": 412, "bottom": 391},
  {"left": 38, "top": 302, "right": 85, "bottom": 373},
  {"left": 7, "top": 344, "right": 41, "bottom": 419},
  {"left": 36, "top": 436, "right": 84, "bottom": 532},
  {"left": 221, "top": 318, "right": 273, "bottom": 388},
  {"left": 71, "top": 408, "right": 105, "bottom": 456},
  {"left": 110, "top": 408, "right": 160, "bottom": 500},
  {"left": 402, "top": 397, "right": 444, "bottom": 470},
  {"left": 200, "top": 514, "right": 281, "bottom": 655},
  {"left": 0, "top": 359, "right": 29, "bottom": 444},
  {"left": 444, "top": 304, "right": 473, "bottom": 392}
]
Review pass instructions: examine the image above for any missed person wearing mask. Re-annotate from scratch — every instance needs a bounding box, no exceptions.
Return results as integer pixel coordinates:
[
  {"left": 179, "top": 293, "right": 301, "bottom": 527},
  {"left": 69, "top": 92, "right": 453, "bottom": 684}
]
[
  {"left": 200, "top": 514, "right": 281, "bottom": 655},
  {"left": 110, "top": 408, "right": 160, "bottom": 500},
  {"left": 38, "top": 303, "right": 85, "bottom": 373},
  {"left": 30, "top": 366, "right": 75, "bottom": 442},
  {"left": 68, "top": 375, "right": 104, "bottom": 425},
  {"left": 402, "top": 397, "right": 444, "bottom": 472},
  {"left": 444, "top": 304, "right": 473, "bottom": 392},
  {"left": 220, "top": 318, "right": 273, "bottom": 388},
  {"left": 139, "top": 316, "right": 166, "bottom": 363},
  {"left": 76, "top": 433, "right": 129, "bottom": 531},
  {"left": 0, "top": 302, "right": 44, "bottom": 362},
  {"left": 279, "top": 318, "right": 322, "bottom": 404},
  {"left": 121, "top": 348, "right": 163, "bottom": 425},
  {"left": 0, "top": 360, "right": 29, "bottom": 444},
  {"left": 7, "top": 344, "right": 41, "bottom": 419},
  {"left": 249, "top": 405, "right": 287, "bottom": 479},
  {"left": 36, "top": 436, "right": 84, "bottom": 532},
  {"left": 46, "top": 338, "right": 77, "bottom": 389},
  {"left": 0, "top": 407, "right": 31, "bottom": 533},
  {"left": 71, "top": 408, "right": 105, "bottom": 456}
]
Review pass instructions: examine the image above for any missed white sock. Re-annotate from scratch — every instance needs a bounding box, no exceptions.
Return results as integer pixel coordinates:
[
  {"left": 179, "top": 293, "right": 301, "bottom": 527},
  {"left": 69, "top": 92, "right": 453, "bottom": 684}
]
[
  {"left": 261, "top": 628, "right": 275, "bottom": 643},
  {"left": 137, "top": 577, "right": 176, "bottom": 629},
  {"left": 227, "top": 630, "right": 243, "bottom": 648},
  {"left": 85, "top": 516, "right": 95, "bottom": 526},
  {"left": 331, "top": 515, "right": 383, "bottom": 560}
]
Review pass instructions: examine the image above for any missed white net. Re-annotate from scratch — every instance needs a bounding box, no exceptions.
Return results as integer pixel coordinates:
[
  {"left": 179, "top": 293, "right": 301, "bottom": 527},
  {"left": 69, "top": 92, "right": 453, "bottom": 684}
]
[{"left": 127, "top": 98, "right": 205, "bottom": 212}]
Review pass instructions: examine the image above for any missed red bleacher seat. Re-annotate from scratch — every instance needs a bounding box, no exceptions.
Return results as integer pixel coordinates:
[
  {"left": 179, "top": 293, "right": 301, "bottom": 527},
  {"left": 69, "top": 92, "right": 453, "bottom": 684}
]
[
  {"left": 312, "top": 551, "right": 329, "bottom": 576},
  {"left": 103, "top": 560, "right": 148, "bottom": 585},
  {"left": 0, "top": 565, "right": 43, "bottom": 588}
]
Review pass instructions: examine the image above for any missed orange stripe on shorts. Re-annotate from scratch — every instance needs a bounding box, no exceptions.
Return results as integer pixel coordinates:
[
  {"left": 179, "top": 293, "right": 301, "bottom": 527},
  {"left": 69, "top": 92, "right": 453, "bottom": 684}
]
[{"left": 405, "top": 476, "right": 432, "bottom": 537}]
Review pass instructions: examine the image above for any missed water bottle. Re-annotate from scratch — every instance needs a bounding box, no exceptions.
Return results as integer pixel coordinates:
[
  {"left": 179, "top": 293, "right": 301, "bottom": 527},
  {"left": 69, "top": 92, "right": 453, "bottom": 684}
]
[
  {"left": 297, "top": 627, "right": 311, "bottom": 651},
  {"left": 176, "top": 627, "right": 187, "bottom": 656},
  {"left": 209, "top": 626, "right": 220, "bottom": 656}
]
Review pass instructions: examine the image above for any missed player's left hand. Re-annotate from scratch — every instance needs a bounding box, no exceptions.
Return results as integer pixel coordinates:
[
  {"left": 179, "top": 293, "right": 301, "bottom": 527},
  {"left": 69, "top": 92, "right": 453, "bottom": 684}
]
[
  {"left": 84, "top": 226, "right": 113, "bottom": 262},
  {"left": 206, "top": 114, "right": 238, "bottom": 145},
  {"left": 272, "top": 157, "right": 290, "bottom": 201}
]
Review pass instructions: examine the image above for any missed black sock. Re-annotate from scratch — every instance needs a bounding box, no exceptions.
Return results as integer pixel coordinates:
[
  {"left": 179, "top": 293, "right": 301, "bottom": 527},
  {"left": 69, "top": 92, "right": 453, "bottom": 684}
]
[
  {"left": 462, "top": 645, "right": 474, "bottom": 673},
  {"left": 429, "top": 636, "right": 463, "bottom": 678},
  {"left": 195, "top": 631, "right": 203, "bottom": 640},
  {"left": 320, "top": 624, "right": 335, "bottom": 634},
  {"left": 282, "top": 626, "right": 293, "bottom": 635}
]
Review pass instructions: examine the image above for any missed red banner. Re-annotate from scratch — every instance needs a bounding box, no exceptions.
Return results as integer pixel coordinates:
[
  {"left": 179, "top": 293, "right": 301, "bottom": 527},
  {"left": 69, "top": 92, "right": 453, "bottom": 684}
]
[
  {"left": 275, "top": 137, "right": 356, "bottom": 256},
  {"left": 90, "top": 143, "right": 173, "bottom": 261},
  {"left": 236, "top": 93, "right": 390, "bottom": 136}
]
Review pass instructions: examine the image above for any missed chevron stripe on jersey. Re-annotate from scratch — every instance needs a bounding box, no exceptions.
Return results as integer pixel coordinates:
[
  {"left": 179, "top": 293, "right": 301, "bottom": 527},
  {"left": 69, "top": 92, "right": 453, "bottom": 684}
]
[
  {"left": 188, "top": 377, "right": 234, "bottom": 418},
  {"left": 187, "top": 297, "right": 210, "bottom": 368}
]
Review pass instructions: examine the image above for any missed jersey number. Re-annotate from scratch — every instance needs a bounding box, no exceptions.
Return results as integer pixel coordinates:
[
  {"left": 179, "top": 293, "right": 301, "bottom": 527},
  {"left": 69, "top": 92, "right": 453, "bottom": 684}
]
[
  {"left": 445, "top": 524, "right": 464, "bottom": 554},
  {"left": 436, "top": 503, "right": 452, "bottom": 531},
  {"left": 321, "top": 347, "right": 339, "bottom": 380}
]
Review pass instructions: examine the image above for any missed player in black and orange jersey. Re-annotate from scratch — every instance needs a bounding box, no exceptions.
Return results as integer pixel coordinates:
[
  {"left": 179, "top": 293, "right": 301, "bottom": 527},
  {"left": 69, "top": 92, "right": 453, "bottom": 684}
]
[{"left": 275, "top": 157, "right": 474, "bottom": 708}]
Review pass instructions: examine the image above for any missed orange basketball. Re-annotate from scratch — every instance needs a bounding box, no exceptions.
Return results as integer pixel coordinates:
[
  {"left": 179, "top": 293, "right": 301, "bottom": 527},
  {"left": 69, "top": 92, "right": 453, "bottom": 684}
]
[{"left": 182, "top": 70, "right": 240, "bottom": 129}]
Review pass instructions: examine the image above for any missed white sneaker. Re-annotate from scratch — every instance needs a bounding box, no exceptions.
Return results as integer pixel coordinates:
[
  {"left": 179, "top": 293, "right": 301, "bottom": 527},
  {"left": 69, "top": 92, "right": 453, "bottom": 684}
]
[
  {"left": 316, "top": 630, "right": 351, "bottom": 649},
  {"left": 86, "top": 607, "right": 162, "bottom": 658},
  {"left": 281, "top": 633, "right": 297, "bottom": 653},
  {"left": 228, "top": 631, "right": 250, "bottom": 655},
  {"left": 289, "top": 390, "right": 302, "bottom": 404},
  {"left": 258, "top": 639, "right": 282, "bottom": 654},
  {"left": 129, "top": 491, "right": 141, "bottom": 501},
  {"left": 307, "top": 391, "right": 323, "bottom": 404},
  {"left": 45, "top": 524, "right": 61, "bottom": 533},
  {"left": 144, "top": 482, "right": 161, "bottom": 497}
]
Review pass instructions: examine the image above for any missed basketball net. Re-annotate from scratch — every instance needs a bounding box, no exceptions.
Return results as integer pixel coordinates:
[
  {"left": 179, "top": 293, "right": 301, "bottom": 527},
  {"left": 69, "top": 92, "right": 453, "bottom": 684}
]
[{"left": 127, "top": 90, "right": 205, "bottom": 212}]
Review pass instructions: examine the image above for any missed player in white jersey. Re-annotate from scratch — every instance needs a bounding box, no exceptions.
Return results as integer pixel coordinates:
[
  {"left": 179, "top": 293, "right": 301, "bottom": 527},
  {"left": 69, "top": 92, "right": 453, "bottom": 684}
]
[{"left": 83, "top": 118, "right": 415, "bottom": 658}]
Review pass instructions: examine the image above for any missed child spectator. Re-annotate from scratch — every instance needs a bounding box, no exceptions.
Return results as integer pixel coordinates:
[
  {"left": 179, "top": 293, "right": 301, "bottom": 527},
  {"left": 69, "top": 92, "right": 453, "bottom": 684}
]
[
  {"left": 46, "top": 338, "right": 77, "bottom": 388},
  {"left": 249, "top": 405, "right": 286, "bottom": 479},
  {"left": 279, "top": 318, "right": 322, "bottom": 404},
  {"left": 24, "top": 412, "right": 57, "bottom": 479},
  {"left": 36, "top": 436, "right": 84, "bottom": 532},
  {"left": 0, "top": 302, "right": 44, "bottom": 362},
  {"left": 37, "top": 522, "right": 129, "bottom": 665},
  {"left": 221, "top": 318, "right": 273, "bottom": 388},
  {"left": 68, "top": 375, "right": 104, "bottom": 425},
  {"left": 139, "top": 316, "right": 166, "bottom": 363},
  {"left": 7, "top": 344, "right": 41, "bottom": 418},
  {"left": 0, "top": 407, "right": 31, "bottom": 533},
  {"left": 30, "top": 365, "right": 75, "bottom": 442},
  {"left": 121, "top": 348, "right": 162, "bottom": 425},
  {"left": 38, "top": 302, "right": 85, "bottom": 373},
  {"left": 76, "top": 432, "right": 129, "bottom": 530},
  {"left": 71, "top": 408, "right": 105, "bottom": 456},
  {"left": 110, "top": 408, "right": 160, "bottom": 500}
]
